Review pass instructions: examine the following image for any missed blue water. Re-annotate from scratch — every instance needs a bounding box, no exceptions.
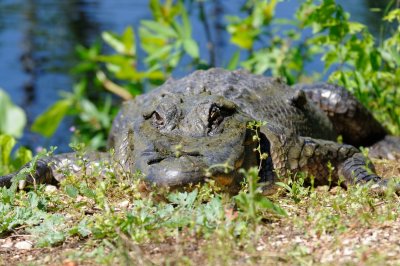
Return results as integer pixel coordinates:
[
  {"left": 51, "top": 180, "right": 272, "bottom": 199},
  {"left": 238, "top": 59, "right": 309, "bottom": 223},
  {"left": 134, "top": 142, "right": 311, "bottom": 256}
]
[{"left": 0, "top": 0, "right": 389, "bottom": 152}]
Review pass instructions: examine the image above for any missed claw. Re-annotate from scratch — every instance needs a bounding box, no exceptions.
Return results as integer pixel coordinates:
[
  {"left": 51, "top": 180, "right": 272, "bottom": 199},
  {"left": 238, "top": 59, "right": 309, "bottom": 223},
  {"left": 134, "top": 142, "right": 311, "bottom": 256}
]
[
  {"left": 368, "top": 179, "right": 400, "bottom": 195},
  {"left": 18, "top": 180, "right": 26, "bottom": 190}
]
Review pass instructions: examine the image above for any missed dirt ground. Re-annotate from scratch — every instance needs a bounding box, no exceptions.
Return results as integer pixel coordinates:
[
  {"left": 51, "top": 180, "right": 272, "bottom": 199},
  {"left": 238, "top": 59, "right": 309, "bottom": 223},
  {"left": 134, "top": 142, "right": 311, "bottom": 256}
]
[
  {"left": 2, "top": 216, "right": 400, "bottom": 265},
  {"left": 1, "top": 158, "right": 400, "bottom": 266}
]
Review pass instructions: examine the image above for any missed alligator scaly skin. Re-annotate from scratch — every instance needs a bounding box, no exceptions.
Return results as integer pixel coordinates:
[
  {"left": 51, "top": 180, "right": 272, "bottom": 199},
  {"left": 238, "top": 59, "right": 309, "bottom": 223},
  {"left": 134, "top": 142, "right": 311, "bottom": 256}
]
[{"left": 0, "top": 69, "right": 398, "bottom": 191}]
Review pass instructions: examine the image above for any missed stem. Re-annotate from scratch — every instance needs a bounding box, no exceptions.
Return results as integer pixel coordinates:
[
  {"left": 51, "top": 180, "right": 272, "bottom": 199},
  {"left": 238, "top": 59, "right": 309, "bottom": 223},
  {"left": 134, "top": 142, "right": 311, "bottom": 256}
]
[
  {"left": 199, "top": 1, "right": 216, "bottom": 66},
  {"left": 249, "top": 172, "right": 256, "bottom": 220},
  {"left": 96, "top": 71, "right": 133, "bottom": 100}
]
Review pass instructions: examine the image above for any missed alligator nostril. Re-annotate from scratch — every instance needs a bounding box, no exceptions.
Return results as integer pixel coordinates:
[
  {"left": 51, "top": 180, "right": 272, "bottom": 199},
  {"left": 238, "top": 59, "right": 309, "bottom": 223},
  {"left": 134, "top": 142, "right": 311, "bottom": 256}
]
[
  {"left": 147, "top": 157, "right": 164, "bottom": 165},
  {"left": 182, "top": 151, "right": 201, "bottom": 157}
]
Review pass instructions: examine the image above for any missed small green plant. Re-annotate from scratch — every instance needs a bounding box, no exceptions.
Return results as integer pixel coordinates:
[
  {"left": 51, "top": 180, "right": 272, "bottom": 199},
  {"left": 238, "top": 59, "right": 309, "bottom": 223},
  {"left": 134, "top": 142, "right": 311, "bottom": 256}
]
[
  {"left": 247, "top": 121, "right": 269, "bottom": 170},
  {"left": 276, "top": 173, "right": 310, "bottom": 203},
  {"left": 235, "top": 120, "right": 286, "bottom": 223},
  {"left": 235, "top": 167, "right": 287, "bottom": 224}
]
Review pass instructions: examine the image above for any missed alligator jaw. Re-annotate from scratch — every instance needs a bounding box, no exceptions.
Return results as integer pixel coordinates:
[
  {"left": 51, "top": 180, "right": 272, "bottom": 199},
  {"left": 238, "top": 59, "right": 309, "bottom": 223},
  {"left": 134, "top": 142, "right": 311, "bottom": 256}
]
[{"left": 146, "top": 155, "right": 208, "bottom": 187}]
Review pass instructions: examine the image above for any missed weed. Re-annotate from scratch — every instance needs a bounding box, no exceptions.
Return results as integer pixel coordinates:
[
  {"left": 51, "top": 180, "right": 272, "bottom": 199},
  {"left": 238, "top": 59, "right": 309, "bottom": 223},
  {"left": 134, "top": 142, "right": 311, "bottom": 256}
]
[
  {"left": 236, "top": 167, "right": 287, "bottom": 224},
  {"left": 276, "top": 173, "right": 310, "bottom": 204}
]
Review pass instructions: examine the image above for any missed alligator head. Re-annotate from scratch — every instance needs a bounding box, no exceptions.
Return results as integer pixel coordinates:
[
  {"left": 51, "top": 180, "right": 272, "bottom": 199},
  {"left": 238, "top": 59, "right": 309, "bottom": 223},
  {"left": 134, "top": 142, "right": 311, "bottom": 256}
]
[{"left": 119, "top": 93, "right": 261, "bottom": 190}]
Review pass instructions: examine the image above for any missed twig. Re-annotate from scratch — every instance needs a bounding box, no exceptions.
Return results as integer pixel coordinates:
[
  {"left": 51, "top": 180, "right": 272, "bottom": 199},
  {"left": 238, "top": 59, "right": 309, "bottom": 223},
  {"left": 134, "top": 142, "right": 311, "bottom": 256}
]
[
  {"left": 6, "top": 234, "right": 33, "bottom": 239},
  {"left": 96, "top": 71, "right": 133, "bottom": 100}
]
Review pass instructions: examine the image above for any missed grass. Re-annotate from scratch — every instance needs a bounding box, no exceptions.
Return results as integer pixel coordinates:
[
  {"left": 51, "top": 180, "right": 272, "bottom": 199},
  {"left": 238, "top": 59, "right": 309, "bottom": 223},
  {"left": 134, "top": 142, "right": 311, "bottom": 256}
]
[{"left": 1, "top": 157, "right": 400, "bottom": 265}]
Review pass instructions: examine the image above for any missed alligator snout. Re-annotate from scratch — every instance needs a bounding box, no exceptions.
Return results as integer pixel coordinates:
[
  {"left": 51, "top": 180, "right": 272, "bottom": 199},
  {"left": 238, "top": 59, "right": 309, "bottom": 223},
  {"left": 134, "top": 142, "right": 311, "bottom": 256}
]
[{"left": 146, "top": 155, "right": 209, "bottom": 187}]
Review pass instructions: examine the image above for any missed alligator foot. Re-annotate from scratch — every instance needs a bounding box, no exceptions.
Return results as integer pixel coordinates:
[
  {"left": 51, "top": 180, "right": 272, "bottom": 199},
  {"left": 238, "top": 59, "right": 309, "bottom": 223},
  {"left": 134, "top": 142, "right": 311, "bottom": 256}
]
[{"left": 0, "top": 152, "right": 111, "bottom": 189}]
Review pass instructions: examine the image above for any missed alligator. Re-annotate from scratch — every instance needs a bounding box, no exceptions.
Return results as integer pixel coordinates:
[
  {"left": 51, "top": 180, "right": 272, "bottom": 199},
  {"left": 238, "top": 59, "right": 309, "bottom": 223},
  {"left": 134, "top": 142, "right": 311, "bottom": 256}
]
[{"left": 0, "top": 68, "right": 398, "bottom": 192}]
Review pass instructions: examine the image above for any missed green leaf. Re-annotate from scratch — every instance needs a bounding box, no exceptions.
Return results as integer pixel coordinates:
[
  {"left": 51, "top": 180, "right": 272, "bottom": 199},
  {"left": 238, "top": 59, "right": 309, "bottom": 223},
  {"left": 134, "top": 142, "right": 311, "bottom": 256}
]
[
  {"left": 149, "top": 0, "right": 163, "bottom": 20},
  {"left": 80, "top": 184, "right": 96, "bottom": 199},
  {"left": 144, "top": 45, "right": 173, "bottom": 63},
  {"left": 32, "top": 99, "right": 73, "bottom": 138},
  {"left": 27, "top": 214, "right": 66, "bottom": 247},
  {"left": 369, "top": 50, "right": 381, "bottom": 71},
  {"left": 348, "top": 22, "right": 365, "bottom": 34},
  {"left": 97, "top": 54, "right": 132, "bottom": 66},
  {"left": 257, "top": 197, "right": 287, "bottom": 216},
  {"left": 12, "top": 146, "right": 32, "bottom": 169},
  {"left": 65, "top": 184, "right": 79, "bottom": 199},
  {"left": 181, "top": 6, "right": 192, "bottom": 39},
  {"left": 252, "top": 2, "right": 265, "bottom": 27},
  {"left": 226, "top": 50, "right": 241, "bottom": 70},
  {"left": 122, "top": 26, "right": 135, "bottom": 56},
  {"left": 0, "top": 89, "right": 27, "bottom": 138},
  {"left": 168, "top": 189, "right": 198, "bottom": 207},
  {"left": 0, "top": 135, "right": 16, "bottom": 172},
  {"left": 77, "top": 218, "right": 91, "bottom": 237},
  {"left": 183, "top": 39, "right": 199, "bottom": 58},
  {"left": 229, "top": 29, "right": 257, "bottom": 50},
  {"left": 322, "top": 50, "right": 339, "bottom": 70},
  {"left": 102, "top": 31, "right": 125, "bottom": 54},
  {"left": 383, "top": 9, "right": 400, "bottom": 22},
  {"left": 27, "top": 191, "right": 40, "bottom": 209},
  {"left": 140, "top": 20, "right": 177, "bottom": 38},
  {"left": 275, "top": 181, "right": 291, "bottom": 191}
]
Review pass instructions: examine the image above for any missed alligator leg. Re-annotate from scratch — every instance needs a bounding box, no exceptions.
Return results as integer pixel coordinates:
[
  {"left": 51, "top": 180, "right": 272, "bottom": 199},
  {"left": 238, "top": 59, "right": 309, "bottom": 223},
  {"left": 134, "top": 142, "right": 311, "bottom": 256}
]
[
  {"left": 261, "top": 124, "right": 390, "bottom": 189},
  {"left": 292, "top": 83, "right": 387, "bottom": 147},
  {"left": 282, "top": 137, "right": 375, "bottom": 186},
  {"left": 281, "top": 136, "right": 400, "bottom": 192},
  {"left": 0, "top": 152, "right": 111, "bottom": 189}
]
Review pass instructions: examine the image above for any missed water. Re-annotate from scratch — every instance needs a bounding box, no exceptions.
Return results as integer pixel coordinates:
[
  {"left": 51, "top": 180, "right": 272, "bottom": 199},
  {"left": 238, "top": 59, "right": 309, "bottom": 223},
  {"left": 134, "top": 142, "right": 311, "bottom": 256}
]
[{"left": 0, "top": 0, "right": 389, "bottom": 152}]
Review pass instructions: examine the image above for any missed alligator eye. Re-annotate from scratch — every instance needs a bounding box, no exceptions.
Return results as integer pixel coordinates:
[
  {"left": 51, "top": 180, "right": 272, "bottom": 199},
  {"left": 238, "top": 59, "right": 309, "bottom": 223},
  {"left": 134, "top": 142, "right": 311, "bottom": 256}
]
[
  {"left": 209, "top": 105, "right": 222, "bottom": 124},
  {"left": 207, "top": 104, "right": 225, "bottom": 134}
]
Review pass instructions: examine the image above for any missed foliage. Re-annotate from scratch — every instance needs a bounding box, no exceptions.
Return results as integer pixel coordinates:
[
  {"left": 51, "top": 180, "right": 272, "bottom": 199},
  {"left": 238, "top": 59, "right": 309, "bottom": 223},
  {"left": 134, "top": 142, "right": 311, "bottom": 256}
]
[
  {"left": 0, "top": 190, "right": 48, "bottom": 234},
  {"left": 32, "top": 81, "right": 114, "bottom": 149},
  {"left": 32, "top": 99, "right": 73, "bottom": 138},
  {"left": 235, "top": 167, "right": 286, "bottom": 223},
  {"left": 139, "top": 0, "right": 200, "bottom": 73},
  {"left": 302, "top": 0, "right": 400, "bottom": 134},
  {"left": 0, "top": 135, "right": 32, "bottom": 176},
  {"left": 29, "top": 0, "right": 400, "bottom": 147},
  {"left": 276, "top": 172, "right": 310, "bottom": 203},
  {"left": 0, "top": 89, "right": 26, "bottom": 138},
  {"left": 0, "top": 153, "right": 284, "bottom": 247}
]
